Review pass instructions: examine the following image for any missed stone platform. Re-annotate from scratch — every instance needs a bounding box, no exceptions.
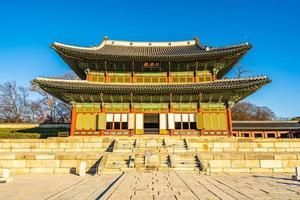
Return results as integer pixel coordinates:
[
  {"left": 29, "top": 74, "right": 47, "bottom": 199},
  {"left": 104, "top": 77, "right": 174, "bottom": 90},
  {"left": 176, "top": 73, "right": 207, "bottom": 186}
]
[
  {"left": 1, "top": 136, "right": 300, "bottom": 174},
  {"left": 0, "top": 172, "right": 300, "bottom": 200}
]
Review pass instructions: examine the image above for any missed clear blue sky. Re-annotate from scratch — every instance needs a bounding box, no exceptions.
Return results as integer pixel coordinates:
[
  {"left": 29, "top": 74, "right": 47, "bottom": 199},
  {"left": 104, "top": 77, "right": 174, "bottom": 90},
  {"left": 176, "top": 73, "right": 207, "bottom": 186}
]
[{"left": 0, "top": 0, "right": 299, "bottom": 118}]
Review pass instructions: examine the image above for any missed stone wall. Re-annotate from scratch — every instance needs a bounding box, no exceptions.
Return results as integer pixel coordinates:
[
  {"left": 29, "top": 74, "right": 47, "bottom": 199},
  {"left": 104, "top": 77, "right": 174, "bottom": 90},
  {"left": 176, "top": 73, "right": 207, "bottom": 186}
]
[
  {"left": 187, "top": 137, "right": 300, "bottom": 152},
  {"left": 0, "top": 136, "right": 300, "bottom": 174},
  {"left": 0, "top": 123, "right": 70, "bottom": 129},
  {"left": 185, "top": 137, "right": 300, "bottom": 173},
  {"left": 0, "top": 137, "right": 110, "bottom": 174},
  {"left": 198, "top": 152, "right": 300, "bottom": 173}
]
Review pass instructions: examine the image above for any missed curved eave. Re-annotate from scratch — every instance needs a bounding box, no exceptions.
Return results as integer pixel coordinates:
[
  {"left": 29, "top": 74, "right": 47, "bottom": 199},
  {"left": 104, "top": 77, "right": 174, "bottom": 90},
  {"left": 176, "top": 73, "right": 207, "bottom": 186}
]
[
  {"left": 32, "top": 76, "right": 271, "bottom": 103},
  {"left": 216, "top": 45, "right": 252, "bottom": 79},
  {"left": 51, "top": 42, "right": 252, "bottom": 80},
  {"left": 52, "top": 42, "right": 251, "bottom": 61}
]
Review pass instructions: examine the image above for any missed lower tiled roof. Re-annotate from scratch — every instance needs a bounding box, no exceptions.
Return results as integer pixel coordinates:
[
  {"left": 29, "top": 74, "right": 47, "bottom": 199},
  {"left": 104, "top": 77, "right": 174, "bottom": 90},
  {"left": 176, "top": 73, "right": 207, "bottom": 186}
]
[
  {"left": 32, "top": 77, "right": 270, "bottom": 104},
  {"left": 33, "top": 76, "right": 270, "bottom": 94}
]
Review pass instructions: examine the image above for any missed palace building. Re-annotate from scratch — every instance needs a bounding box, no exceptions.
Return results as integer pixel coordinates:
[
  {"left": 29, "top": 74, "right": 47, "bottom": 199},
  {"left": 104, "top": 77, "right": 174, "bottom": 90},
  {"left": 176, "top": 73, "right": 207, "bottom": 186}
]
[{"left": 33, "top": 36, "right": 271, "bottom": 136}]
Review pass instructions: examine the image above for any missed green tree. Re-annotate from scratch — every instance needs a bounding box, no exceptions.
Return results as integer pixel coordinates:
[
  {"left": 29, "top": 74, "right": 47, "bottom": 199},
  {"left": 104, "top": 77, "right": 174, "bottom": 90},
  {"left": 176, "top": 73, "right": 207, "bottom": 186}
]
[{"left": 232, "top": 102, "right": 276, "bottom": 121}]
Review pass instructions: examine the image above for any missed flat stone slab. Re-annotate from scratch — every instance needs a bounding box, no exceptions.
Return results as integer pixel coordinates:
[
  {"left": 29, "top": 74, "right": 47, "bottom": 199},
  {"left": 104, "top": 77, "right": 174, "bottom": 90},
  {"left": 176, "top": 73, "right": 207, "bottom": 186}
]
[
  {"left": 0, "top": 177, "right": 13, "bottom": 183},
  {"left": 292, "top": 175, "right": 300, "bottom": 181},
  {"left": 0, "top": 172, "right": 300, "bottom": 199}
]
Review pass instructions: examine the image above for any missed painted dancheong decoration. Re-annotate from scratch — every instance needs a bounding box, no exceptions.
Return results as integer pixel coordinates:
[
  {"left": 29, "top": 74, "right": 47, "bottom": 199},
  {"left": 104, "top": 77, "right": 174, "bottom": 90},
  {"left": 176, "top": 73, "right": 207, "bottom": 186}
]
[{"left": 32, "top": 36, "right": 271, "bottom": 136}]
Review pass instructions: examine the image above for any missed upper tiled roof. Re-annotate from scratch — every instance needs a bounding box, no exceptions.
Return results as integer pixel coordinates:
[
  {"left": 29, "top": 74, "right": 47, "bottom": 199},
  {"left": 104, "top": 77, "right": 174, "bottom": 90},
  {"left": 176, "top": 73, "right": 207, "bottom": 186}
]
[
  {"left": 51, "top": 36, "right": 252, "bottom": 79},
  {"left": 52, "top": 37, "right": 251, "bottom": 60}
]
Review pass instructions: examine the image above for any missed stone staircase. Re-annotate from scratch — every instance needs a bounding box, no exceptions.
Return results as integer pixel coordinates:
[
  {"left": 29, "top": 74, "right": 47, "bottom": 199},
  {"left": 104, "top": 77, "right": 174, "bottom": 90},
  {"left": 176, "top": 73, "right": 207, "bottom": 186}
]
[
  {"left": 113, "top": 139, "right": 136, "bottom": 152},
  {"left": 170, "top": 153, "right": 201, "bottom": 171},
  {"left": 98, "top": 138, "right": 201, "bottom": 173},
  {"left": 164, "top": 138, "right": 188, "bottom": 153},
  {"left": 159, "top": 154, "right": 171, "bottom": 170},
  {"left": 99, "top": 152, "right": 134, "bottom": 173},
  {"left": 134, "top": 152, "right": 145, "bottom": 169},
  {"left": 136, "top": 138, "right": 165, "bottom": 149}
]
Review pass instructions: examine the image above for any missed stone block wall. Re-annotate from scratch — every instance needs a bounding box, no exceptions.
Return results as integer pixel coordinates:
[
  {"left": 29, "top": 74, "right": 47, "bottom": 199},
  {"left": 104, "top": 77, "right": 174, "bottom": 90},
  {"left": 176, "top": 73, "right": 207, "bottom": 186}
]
[
  {"left": 0, "top": 123, "right": 70, "bottom": 129},
  {"left": 0, "top": 136, "right": 300, "bottom": 174},
  {"left": 0, "top": 153, "right": 102, "bottom": 174},
  {"left": 197, "top": 152, "right": 300, "bottom": 173},
  {"left": 186, "top": 138, "right": 300, "bottom": 173},
  {"left": 0, "top": 137, "right": 112, "bottom": 174},
  {"left": 0, "top": 137, "right": 111, "bottom": 153},
  {"left": 186, "top": 138, "right": 300, "bottom": 153}
]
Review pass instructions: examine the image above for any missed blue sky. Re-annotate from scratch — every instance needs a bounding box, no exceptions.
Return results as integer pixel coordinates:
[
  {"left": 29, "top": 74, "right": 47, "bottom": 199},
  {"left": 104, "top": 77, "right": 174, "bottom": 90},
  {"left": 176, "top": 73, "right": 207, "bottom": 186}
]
[{"left": 0, "top": 0, "right": 299, "bottom": 118}]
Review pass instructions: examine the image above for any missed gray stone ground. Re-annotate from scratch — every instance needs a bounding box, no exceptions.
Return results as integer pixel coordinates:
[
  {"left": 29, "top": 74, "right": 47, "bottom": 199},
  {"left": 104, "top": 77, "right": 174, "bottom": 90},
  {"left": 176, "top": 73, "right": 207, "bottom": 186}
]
[{"left": 0, "top": 172, "right": 300, "bottom": 200}]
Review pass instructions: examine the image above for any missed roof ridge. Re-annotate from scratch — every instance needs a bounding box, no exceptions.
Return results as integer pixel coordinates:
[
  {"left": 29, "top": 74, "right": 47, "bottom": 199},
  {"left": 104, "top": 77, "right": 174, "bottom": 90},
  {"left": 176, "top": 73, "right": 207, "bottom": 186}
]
[
  {"left": 34, "top": 76, "right": 270, "bottom": 85},
  {"left": 35, "top": 77, "right": 88, "bottom": 83},
  {"left": 52, "top": 42, "right": 101, "bottom": 50},
  {"left": 103, "top": 39, "right": 197, "bottom": 47},
  {"left": 218, "top": 76, "right": 269, "bottom": 82},
  {"left": 52, "top": 37, "right": 251, "bottom": 50},
  {"left": 233, "top": 121, "right": 299, "bottom": 123},
  {"left": 210, "top": 42, "right": 251, "bottom": 49}
]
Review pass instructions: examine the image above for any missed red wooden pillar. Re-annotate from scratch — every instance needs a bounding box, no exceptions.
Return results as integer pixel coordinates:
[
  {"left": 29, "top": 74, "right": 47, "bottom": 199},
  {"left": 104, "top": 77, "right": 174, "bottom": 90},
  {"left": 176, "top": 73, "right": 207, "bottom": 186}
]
[
  {"left": 198, "top": 106, "right": 204, "bottom": 136},
  {"left": 168, "top": 93, "right": 173, "bottom": 136},
  {"left": 214, "top": 74, "right": 217, "bottom": 81},
  {"left": 195, "top": 61, "right": 198, "bottom": 83},
  {"left": 100, "top": 102, "right": 104, "bottom": 136},
  {"left": 227, "top": 106, "right": 233, "bottom": 136},
  {"left": 70, "top": 106, "right": 77, "bottom": 136}
]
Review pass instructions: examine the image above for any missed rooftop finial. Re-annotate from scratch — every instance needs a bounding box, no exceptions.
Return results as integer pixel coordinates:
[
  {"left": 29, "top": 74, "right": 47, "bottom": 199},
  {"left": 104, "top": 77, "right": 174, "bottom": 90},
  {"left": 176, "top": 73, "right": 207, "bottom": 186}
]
[{"left": 193, "top": 36, "right": 204, "bottom": 49}]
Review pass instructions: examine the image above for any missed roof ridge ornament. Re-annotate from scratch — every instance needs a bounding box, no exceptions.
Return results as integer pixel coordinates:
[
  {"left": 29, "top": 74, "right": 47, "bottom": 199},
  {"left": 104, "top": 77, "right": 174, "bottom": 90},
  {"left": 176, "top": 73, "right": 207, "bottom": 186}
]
[
  {"left": 193, "top": 36, "right": 204, "bottom": 49},
  {"left": 103, "top": 36, "right": 109, "bottom": 41}
]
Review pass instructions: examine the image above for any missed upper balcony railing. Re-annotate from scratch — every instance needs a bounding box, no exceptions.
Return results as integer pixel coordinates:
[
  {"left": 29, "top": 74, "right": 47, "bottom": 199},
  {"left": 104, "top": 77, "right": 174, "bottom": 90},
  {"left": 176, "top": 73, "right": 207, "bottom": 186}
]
[{"left": 86, "top": 71, "right": 214, "bottom": 84}]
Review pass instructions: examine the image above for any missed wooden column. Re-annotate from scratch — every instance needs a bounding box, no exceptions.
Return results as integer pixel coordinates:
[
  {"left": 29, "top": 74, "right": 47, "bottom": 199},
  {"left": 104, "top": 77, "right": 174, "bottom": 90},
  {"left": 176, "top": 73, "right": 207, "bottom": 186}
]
[
  {"left": 194, "top": 61, "right": 198, "bottom": 83},
  {"left": 104, "top": 61, "right": 108, "bottom": 83},
  {"left": 213, "top": 74, "right": 217, "bottom": 81},
  {"left": 226, "top": 106, "right": 233, "bottom": 136},
  {"left": 168, "top": 61, "right": 171, "bottom": 83},
  {"left": 100, "top": 100, "right": 104, "bottom": 136},
  {"left": 198, "top": 106, "right": 204, "bottom": 137},
  {"left": 70, "top": 106, "right": 77, "bottom": 136},
  {"left": 130, "top": 93, "right": 133, "bottom": 113},
  {"left": 169, "top": 93, "right": 173, "bottom": 136}
]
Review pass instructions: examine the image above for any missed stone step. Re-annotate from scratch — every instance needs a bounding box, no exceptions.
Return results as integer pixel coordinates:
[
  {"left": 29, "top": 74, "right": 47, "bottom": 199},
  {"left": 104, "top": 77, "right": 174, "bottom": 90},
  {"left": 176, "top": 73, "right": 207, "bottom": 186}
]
[
  {"left": 113, "top": 149, "right": 132, "bottom": 153},
  {"left": 173, "top": 167, "right": 196, "bottom": 171}
]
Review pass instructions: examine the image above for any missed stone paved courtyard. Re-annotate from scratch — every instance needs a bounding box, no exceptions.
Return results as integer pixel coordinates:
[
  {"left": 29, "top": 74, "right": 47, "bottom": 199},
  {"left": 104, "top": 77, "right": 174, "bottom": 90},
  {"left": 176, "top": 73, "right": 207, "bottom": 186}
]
[{"left": 1, "top": 172, "right": 300, "bottom": 200}]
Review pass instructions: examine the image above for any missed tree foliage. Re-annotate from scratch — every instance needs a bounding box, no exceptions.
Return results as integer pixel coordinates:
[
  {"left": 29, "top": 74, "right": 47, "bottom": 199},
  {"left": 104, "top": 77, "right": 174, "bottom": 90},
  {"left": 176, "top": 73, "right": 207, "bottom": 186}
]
[
  {"left": 30, "top": 85, "right": 71, "bottom": 123},
  {"left": 290, "top": 116, "right": 300, "bottom": 121},
  {"left": 232, "top": 102, "right": 276, "bottom": 121},
  {"left": 0, "top": 81, "right": 31, "bottom": 123},
  {"left": 234, "top": 65, "right": 251, "bottom": 78},
  {"left": 0, "top": 72, "right": 78, "bottom": 123}
]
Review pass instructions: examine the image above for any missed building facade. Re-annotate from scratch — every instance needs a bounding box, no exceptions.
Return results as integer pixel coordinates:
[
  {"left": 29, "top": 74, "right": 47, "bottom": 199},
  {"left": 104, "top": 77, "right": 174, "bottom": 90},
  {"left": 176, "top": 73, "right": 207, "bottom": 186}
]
[
  {"left": 33, "top": 36, "right": 270, "bottom": 136},
  {"left": 232, "top": 121, "right": 300, "bottom": 138}
]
